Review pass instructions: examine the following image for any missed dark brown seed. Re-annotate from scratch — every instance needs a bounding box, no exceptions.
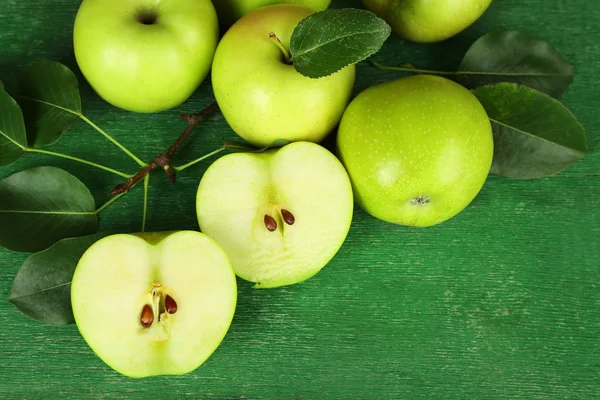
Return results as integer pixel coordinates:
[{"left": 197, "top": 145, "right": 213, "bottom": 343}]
[
  {"left": 281, "top": 209, "right": 295, "bottom": 225},
  {"left": 165, "top": 295, "right": 178, "bottom": 314},
  {"left": 141, "top": 304, "right": 154, "bottom": 328},
  {"left": 264, "top": 215, "right": 277, "bottom": 232}
]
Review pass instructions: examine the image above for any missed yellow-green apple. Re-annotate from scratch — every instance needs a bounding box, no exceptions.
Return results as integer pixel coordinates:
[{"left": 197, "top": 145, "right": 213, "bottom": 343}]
[
  {"left": 196, "top": 141, "right": 353, "bottom": 288},
  {"left": 73, "top": 0, "right": 219, "bottom": 113},
  {"left": 337, "top": 75, "right": 493, "bottom": 227},
  {"left": 363, "top": 0, "right": 492, "bottom": 43},
  {"left": 212, "top": 0, "right": 331, "bottom": 26},
  {"left": 71, "top": 231, "right": 237, "bottom": 377},
  {"left": 211, "top": 4, "right": 355, "bottom": 147}
]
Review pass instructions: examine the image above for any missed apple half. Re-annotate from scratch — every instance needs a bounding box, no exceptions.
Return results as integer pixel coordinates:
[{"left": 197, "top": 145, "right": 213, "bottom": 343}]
[
  {"left": 196, "top": 141, "right": 354, "bottom": 288},
  {"left": 71, "top": 231, "right": 237, "bottom": 378}
]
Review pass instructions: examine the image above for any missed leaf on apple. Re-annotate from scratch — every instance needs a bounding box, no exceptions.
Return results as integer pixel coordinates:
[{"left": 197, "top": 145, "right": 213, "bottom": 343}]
[
  {"left": 0, "top": 166, "right": 98, "bottom": 252},
  {"left": 290, "top": 9, "right": 391, "bottom": 79},
  {"left": 0, "top": 81, "right": 27, "bottom": 166},
  {"left": 458, "top": 31, "right": 574, "bottom": 99},
  {"left": 473, "top": 83, "right": 587, "bottom": 179},
  {"left": 8, "top": 232, "right": 111, "bottom": 325},
  {"left": 12, "top": 60, "right": 82, "bottom": 147}
]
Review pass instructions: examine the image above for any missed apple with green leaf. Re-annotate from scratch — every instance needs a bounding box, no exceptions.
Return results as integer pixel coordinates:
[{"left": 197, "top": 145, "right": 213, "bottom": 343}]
[
  {"left": 211, "top": 4, "right": 355, "bottom": 147},
  {"left": 337, "top": 75, "right": 493, "bottom": 227},
  {"left": 363, "top": 0, "right": 492, "bottom": 43},
  {"left": 213, "top": 0, "right": 331, "bottom": 26},
  {"left": 73, "top": 0, "right": 219, "bottom": 113},
  {"left": 71, "top": 231, "right": 237, "bottom": 377},
  {"left": 196, "top": 141, "right": 353, "bottom": 288}
]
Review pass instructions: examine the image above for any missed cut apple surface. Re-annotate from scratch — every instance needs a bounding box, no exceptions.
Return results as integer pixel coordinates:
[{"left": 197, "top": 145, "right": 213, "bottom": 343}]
[
  {"left": 196, "top": 141, "right": 354, "bottom": 288},
  {"left": 71, "top": 231, "right": 237, "bottom": 378}
]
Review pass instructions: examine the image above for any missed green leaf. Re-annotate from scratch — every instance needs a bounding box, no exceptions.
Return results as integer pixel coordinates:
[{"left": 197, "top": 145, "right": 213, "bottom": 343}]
[
  {"left": 458, "top": 31, "right": 574, "bottom": 99},
  {"left": 223, "top": 139, "right": 290, "bottom": 153},
  {"left": 14, "top": 60, "right": 82, "bottom": 147},
  {"left": 8, "top": 232, "right": 111, "bottom": 325},
  {"left": 473, "top": 83, "right": 587, "bottom": 179},
  {"left": 0, "top": 166, "right": 98, "bottom": 252},
  {"left": 0, "top": 81, "right": 27, "bottom": 166},
  {"left": 290, "top": 9, "right": 391, "bottom": 78}
]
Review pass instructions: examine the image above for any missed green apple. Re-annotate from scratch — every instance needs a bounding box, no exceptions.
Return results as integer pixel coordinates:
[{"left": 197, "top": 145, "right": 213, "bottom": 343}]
[
  {"left": 337, "top": 75, "right": 493, "bottom": 227},
  {"left": 211, "top": 4, "right": 355, "bottom": 147},
  {"left": 71, "top": 231, "right": 237, "bottom": 377},
  {"left": 363, "top": 0, "right": 492, "bottom": 43},
  {"left": 196, "top": 141, "right": 353, "bottom": 288},
  {"left": 73, "top": 0, "right": 219, "bottom": 113},
  {"left": 212, "top": 0, "right": 331, "bottom": 26}
]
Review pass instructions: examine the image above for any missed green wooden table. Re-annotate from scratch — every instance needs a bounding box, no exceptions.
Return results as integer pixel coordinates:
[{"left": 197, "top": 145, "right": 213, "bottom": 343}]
[{"left": 1, "top": 0, "right": 598, "bottom": 398}]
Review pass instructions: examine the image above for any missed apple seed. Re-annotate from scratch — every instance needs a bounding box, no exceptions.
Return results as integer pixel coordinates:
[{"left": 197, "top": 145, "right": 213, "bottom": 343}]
[
  {"left": 264, "top": 215, "right": 277, "bottom": 232},
  {"left": 140, "top": 304, "right": 154, "bottom": 328},
  {"left": 281, "top": 209, "right": 295, "bottom": 225},
  {"left": 165, "top": 295, "right": 178, "bottom": 314}
]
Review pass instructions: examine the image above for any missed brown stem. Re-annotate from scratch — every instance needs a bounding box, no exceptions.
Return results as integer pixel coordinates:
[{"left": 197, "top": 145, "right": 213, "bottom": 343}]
[{"left": 110, "top": 103, "right": 219, "bottom": 196}]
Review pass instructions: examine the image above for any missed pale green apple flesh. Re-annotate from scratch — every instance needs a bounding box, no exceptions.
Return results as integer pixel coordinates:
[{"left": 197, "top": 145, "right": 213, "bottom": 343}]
[
  {"left": 213, "top": 0, "right": 331, "bottom": 26},
  {"left": 196, "top": 142, "right": 353, "bottom": 288},
  {"left": 73, "top": 0, "right": 219, "bottom": 112},
  {"left": 363, "top": 0, "right": 493, "bottom": 43},
  {"left": 71, "top": 231, "right": 237, "bottom": 377},
  {"left": 337, "top": 75, "right": 493, "bottom": 227},
  {"left": 211, "top": 4, "right": 355, "bottom": 147}
]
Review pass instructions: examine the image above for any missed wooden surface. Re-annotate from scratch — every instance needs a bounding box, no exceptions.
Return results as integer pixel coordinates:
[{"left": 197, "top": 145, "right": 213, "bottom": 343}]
[{"left": 1, "top": 0, "right": 599, "bottom": 398}]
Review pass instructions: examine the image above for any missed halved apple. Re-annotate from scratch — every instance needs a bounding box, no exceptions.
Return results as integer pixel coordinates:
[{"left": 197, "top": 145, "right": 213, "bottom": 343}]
[
  {"left": 71, "top": 231, "right": 237, "bottom": 377},
  {"left": 196, "top": 141, "right": 354, "bottom": 288}
]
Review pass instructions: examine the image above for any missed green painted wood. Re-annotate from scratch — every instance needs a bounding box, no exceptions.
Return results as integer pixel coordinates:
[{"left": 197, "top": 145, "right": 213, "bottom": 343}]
[{"left": 1, "top": 0, "right": 598, "bottom": 398}]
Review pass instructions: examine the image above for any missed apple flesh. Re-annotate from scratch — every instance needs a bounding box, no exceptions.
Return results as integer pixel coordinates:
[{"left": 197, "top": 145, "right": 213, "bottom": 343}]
[
  {"left": 196, "top": 141, "right": 353, "bottom": 288},
  {"left": 73, "top": 0, "right": 219, "bottom": 113},
  {"left": 336, "top": 75, "right": 493, "bottom": 227},
  {"left": 363, "top": 0, "right": 492, "bottom": 43},
  {"left": 71, "top": 231, "right": 237, "bottom": 377},
  {"left": 211, "top": 4, "right": 355, "bottom": 147},
  {"left": 213, "top": 0, "right": 331, "bottom": 26}
]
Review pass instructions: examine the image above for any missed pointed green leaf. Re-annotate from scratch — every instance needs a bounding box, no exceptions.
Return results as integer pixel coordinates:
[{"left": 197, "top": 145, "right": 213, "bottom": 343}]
[
  {"left": 0, "top": 81, "right": 27, "bottom": 165},
  {"left": 473, "top": 83, "right": 587, "bottom": 179},
  {"left": 14, "top": 60, "right": 82, "bottom": 147},
  {"left": 0, "top": 166, "right": 97, "bottom": 252},
  {"left": 290, "top": 9, "right": 391, "bottom": 78},
  {"left": 458, "top": 31, "right": 573, "bottom": 99},
  {"left": 8, "top": 232, "right": 111, "bottom": 325}
]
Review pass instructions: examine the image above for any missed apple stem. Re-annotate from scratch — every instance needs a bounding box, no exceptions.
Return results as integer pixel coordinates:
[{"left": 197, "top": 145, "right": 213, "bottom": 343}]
[
  {"left": 110, "top": 103, "right": 220, "bottom": 196},
  {"left": 269, "top": 32, "right": 293, "bottom": 64}
]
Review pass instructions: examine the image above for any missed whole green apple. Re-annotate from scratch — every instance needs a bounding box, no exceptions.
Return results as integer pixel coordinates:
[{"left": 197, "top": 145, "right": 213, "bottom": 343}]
[
  {"left": 363, "top": 0, "right": 492, "bottom": 43},
  {"left": 337, "top": 75, "right": 493, "bottom": 227},
  {"left": 213, "top": 0, "right": 331, "bottom": 26},
  {"left": 73, "top": 0, "right": 219, "bottom": 113},
  {"left": 196, "top": 141, "right": 353, "bottom": 288},
  {"left": 212, "top": 4, "right": 355, "bottom": 147},
  {"left": 71, "top": 231, "right": 237, "bottom": 377}
]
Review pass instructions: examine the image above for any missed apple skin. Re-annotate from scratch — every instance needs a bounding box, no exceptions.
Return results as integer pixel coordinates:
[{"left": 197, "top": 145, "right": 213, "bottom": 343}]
[
  {"left": 363, "top": 0, "right": 493, "bottom": 43},
  {"left": 213, "top": 0, "right": 331, "bottom": 27},
  {"left": 73, "top": 0, "right": 219, "bottom": 113},
  {"left": 71, "top": 231, "right": 237, "bottom": 377},
  {"left": 336, "top": 75, "right": 493, "bottom": 227},
  {"left": 212, "top": 4, "right": 355, "bottom": 147}
]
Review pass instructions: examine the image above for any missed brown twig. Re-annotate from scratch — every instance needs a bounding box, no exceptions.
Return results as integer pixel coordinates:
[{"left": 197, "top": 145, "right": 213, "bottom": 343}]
[{"left": 110, "top": 103, "right": 219, "bottom": 196}]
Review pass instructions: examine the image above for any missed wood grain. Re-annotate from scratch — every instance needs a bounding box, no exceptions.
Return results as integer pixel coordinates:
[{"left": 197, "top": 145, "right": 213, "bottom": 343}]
[{"left": 1, "top": 0, "right": 599, "bottom": 398}]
